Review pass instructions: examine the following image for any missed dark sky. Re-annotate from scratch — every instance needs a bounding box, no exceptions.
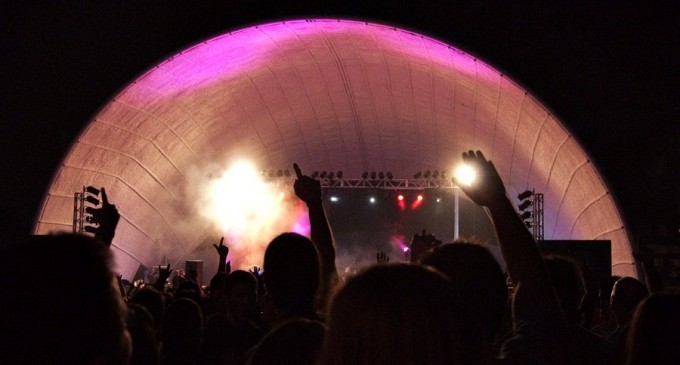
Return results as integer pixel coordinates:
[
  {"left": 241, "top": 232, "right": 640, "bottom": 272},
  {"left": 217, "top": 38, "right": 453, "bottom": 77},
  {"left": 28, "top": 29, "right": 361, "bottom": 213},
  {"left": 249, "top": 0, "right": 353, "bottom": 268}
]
[{"left": 1, "top": 1, "right": 678, "bottom": 244}]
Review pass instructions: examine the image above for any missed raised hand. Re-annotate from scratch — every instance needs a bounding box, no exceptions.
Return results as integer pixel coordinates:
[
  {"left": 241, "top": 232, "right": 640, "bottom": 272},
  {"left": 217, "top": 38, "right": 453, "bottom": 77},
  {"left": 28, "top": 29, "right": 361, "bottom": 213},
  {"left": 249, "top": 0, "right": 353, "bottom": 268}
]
[
  {"left": 293, "top": 163, "right": 322, "bottom": 205},
  {"left": 154, "top": 264, "right": 172, "bottom": 291},
  {"left": 376, "top": 251, "right": 390, "bottom": 264},
  {"left": 213, "top": 237, "right": 229, "bottom": 257},
  {"left": 249, "top": 266, "right": 262, "bottom": 278},
  {"left": 213, "top": 237, "right": 231, "bottom": 274},
  {"left": 453, "top": 151, "right": 506, "bottom": 208},
  {"left": 85, "top": 187, "right": 120, "bottom": 245},
  {"left": 409, "top": 229, "right": 441, "bottom": 263}
]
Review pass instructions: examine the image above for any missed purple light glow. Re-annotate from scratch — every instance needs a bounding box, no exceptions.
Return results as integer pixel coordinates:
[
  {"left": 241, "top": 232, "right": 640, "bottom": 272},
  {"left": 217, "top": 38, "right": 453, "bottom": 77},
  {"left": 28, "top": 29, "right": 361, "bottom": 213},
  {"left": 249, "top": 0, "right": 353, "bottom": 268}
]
[{"left": 125, "top": 19, "right": 493, "bottom": 102}]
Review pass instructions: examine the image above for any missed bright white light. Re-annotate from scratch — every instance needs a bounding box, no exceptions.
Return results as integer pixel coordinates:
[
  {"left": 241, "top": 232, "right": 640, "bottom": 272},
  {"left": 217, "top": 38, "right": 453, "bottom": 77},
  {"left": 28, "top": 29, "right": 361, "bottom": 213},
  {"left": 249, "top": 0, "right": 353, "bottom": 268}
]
[
  {"left": 196, "top": 159, "right": 309, "bottom": 268},
  {"left": 417, "top": 195, "right": 423, "bottom": 201},
  {"left": 454, "top": 164, "right": 476, "bottom": 186},
  {"left": 206, "top": 161, "right": 281, "bottom": 233},
  {"left": 330, "top": 196, "right": 339, "bottom": 202},
  {"left": 369, "top": 197, "right": 376, "bottom": 203},
  {"left": 436, "top": 197, "right": 442, "bottom": 203}
]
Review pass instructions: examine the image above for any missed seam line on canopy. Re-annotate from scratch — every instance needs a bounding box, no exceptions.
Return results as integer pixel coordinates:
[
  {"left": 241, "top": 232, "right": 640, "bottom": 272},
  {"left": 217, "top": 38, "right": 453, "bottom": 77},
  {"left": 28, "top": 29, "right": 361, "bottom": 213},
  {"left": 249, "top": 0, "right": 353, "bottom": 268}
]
[
  {"left": 137, "top": 83, "right": 219, "bottom": 156},
  {"left": 568, "top": 191, "right": 609, "bottom": 238},
  {"left": 78, "top": 139, "right": 182, "bottom": 203},
  {"left": 95, "top": 120, "right": 188, "bottom": 184},
  {"left": 508, "top": 92, "right": 528, "bottom": 186},
  {"left": 281, "top": 26, "right": 333, "bottom": 168},
  {"left": 595, "top": 226, "right": 625, "bottom": 240},
  {"left": 526, "top": 113, "right": 550, "bottom": 188},
  {"left": 245, "top": 71, "right": 289, "bottom": 164},
  {"left": 113, "top": 99, "right": 199, "bottom": 159},
  {"left": 550, "top": 159, "right": 589, "bottom": 237},
  {"left": 321, "top": 28, "right": 368, "bottom": 170}
]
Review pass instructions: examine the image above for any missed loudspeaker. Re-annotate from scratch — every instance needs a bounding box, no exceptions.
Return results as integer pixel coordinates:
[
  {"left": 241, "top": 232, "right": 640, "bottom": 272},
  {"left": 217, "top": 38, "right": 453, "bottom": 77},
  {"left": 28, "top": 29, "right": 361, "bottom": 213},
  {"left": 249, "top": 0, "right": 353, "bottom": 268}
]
[{"left": 185, "top": 260, "right": 204, "bottom": 286}]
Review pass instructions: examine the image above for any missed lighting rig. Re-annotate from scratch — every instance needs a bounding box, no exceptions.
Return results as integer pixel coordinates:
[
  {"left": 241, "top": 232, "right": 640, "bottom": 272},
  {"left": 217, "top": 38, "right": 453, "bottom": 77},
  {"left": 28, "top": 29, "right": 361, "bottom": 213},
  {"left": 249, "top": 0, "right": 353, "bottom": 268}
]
[
  {"left": 73, "top": 185, "right": 103, "bottom": 234},
  {"left": 517, "top": 189, "right": 544, "bottom": 241},
  {"left": 261, "top": 169, "right": 454, "bottom": 190}
]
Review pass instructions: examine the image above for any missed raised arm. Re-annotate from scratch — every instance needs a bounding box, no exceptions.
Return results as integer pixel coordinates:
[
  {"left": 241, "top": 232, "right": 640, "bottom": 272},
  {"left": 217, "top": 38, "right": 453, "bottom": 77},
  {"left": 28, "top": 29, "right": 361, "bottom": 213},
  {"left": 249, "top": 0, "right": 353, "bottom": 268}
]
[
  {"left": 292, "top": 163, "right": 340, "bottom": 304},
  {"left": 213, "top": 237, "right": 231, "bottom": 274},
  {"left": 454, "top": 151, "right": 552, "bottom": 293}
]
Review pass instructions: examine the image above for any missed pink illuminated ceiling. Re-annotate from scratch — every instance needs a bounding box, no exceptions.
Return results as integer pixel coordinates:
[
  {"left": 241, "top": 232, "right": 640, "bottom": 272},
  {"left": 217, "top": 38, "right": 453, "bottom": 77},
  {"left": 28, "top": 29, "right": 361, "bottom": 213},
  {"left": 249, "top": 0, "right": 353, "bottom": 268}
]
[{"left": 34, "top": 19, "right": 636, "bottom": 278}]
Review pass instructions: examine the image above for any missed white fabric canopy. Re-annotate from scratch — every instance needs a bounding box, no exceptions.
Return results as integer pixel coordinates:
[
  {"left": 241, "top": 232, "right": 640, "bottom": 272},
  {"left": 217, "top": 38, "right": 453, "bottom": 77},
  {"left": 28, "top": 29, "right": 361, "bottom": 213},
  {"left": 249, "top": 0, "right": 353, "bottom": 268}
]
[{"left": 34, "top": 19, "right": 636, "bottom": 279}]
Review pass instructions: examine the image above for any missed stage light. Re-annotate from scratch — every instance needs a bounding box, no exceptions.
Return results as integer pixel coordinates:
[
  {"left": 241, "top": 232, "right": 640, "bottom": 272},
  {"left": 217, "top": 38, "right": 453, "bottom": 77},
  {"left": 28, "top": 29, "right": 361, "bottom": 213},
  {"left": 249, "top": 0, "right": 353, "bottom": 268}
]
[
  {"left": 413, "top": 171, "right": 422, "bottom": 179},
  {"left": 85, "top": 186, "right": 100, "bottom": 195},
  {"left": 424, "top": 170, "right": 431, "bottom": 178},
  {"left": 277, "top": 169, "right": 283, "bottom": 177},
  {"left": 330, "top": 196, "right": 339, "bottom": 202},
  {"left": 369, "top": 197, "right": 376, "bottom": 203},
  {"left": 269, "top": 169, "right": 275, "bottom": 178},
  {"left": 397, "top": 194, "right": 404, "bottom": 201},
  {"left": 441, "top": 171, "right": 447, "bottom": 179},
  {"left": 378, "top": 172, "right": 384, "bottom": 179},
  {"left": 320, "top": 171, "right": 327, "bottom": 178},
  {"left": 518, "top": 190, "right": 533, "bottom": 200},
  {"left": 436, "top": 197, "right": 442, "bottom": 203},
  {"left": 386, "top": 172, "right": 393, "bottom": 179},
  {"left": 518, "top": 200, "right": 533, "bottom": 211},
  {"left": 454, "top": 164, "right": 476, "bottom": 186},
  {"left": 328, "top": 172, "right": 335, "bottom": 180},
  {"left": 432, "top": 171, "right": 439, "bottom": 179},
  {"left": 278, "top": 191, "right": 286, "bottom": 200},
  {"left": 411, "top": 193, "right": 424, "bottom": 209},
  {"left": 283, "top": 169, "right": 290, "bottom": 177},
  {"left": 370, "top": 172, "right": 377, "bottom": 179},
  {"left": 362, "top": 171, "right": 369, "bottom": 179},
  {"left": 311, "top": 171, "right": 319, "bottom": 179},
  {"left": 86, "top": 195, "right": 100, "bottom": 205},
  {"left": 520, "top": 211, "right": 531, "bottom": 220},
  {"left": 337, "top": 171, "right": 343, "bottom": 179}
]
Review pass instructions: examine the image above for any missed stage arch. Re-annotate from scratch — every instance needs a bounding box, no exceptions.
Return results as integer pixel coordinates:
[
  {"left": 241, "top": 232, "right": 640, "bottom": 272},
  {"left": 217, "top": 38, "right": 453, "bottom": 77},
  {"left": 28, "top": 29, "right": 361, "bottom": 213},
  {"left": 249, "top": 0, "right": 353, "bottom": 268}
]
[{"left": 34, "top": 19, "right": 636, "bottom": 279}]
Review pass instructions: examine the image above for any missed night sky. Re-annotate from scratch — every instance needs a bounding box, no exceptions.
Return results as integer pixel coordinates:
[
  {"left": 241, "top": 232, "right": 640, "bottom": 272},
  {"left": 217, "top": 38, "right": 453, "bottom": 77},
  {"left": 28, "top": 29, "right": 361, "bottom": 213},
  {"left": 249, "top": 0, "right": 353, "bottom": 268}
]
[{"left": 1, "top": 1, "right": 677, "bottom": 245}]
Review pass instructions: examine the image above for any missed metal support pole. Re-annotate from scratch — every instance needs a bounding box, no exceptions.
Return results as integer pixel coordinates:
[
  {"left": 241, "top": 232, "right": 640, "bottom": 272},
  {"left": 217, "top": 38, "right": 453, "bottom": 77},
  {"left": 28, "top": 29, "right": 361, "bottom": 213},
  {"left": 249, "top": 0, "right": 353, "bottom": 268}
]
[{"left": 454, "top": 188, "right": 460, "bottom": 240}]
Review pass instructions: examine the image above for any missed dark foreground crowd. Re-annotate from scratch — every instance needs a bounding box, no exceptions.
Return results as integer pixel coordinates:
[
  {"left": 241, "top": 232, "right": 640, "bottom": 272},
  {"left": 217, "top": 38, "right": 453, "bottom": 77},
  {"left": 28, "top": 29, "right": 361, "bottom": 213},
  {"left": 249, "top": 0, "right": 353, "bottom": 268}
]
[{"left": 1, "top": 151, "right": 678, "bottom": 365}]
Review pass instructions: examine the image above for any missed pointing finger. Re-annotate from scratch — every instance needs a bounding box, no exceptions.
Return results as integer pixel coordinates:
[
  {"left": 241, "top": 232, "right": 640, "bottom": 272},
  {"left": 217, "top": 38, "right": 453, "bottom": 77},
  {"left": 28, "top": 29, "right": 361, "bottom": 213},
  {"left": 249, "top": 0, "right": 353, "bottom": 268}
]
[
  {"left": 293, "top": 163, "right": 303, "bottom": 179},
  {"left": 100, "top": 187, "right": 109, "bottom": 205}
]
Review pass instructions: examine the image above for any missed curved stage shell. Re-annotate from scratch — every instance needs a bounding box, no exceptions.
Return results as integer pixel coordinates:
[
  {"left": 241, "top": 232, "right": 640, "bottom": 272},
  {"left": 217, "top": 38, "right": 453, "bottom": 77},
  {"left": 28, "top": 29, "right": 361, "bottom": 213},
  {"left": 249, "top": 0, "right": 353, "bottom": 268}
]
[{"left": 34, "top": 19, "right": 636, "bottom": 279}]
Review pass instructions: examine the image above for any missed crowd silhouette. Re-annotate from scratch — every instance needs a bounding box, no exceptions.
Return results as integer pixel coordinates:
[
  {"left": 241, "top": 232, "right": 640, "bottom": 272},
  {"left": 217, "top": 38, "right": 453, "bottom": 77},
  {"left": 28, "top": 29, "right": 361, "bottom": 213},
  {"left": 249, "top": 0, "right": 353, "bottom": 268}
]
[{"left": 1, "top": 151, "right": 678, "bottom": 364}]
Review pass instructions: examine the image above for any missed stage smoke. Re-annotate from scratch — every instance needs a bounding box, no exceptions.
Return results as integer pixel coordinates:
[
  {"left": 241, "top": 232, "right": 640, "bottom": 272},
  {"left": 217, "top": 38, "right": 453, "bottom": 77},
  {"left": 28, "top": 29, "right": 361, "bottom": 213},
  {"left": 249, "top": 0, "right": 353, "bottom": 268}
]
[{"left": 191, "top": 160, "right": 309, "bottom": 270}]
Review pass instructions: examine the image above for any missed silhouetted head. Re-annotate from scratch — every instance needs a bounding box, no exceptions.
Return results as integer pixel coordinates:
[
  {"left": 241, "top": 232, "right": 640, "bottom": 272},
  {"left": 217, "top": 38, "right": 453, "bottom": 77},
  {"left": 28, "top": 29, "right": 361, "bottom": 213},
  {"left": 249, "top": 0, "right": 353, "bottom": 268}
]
[
  {"left": 611, "top": 277, "right": 649, "bottom": 327},
  {"left": 624, "top": 293, "right": 680, "bottom": 365},
  {"left": 421, "top": 242, "right": 508, "bottom": 348},
  {"left": 223, "top": 270, "right": 258, "bottom": 322},
  {"left": 248, "top": 319, "right": 327, "bottom": 365},
  {"left": 126, "top": 303, "right": 161, "bottom": 365},
  {"left": 543, "top": 255, "right": 585, "bottom": 325},
  {"left": 0, "top": 234, "right": 131, "bottom": 364},
  {"left": 320, "top": 264, "right": 468, "bottom": 365},
  {"left": 264, "top": 232, "right": 320, "bottom": 320},
  {"left": 162, "top": 297, "right": 203, "bottom": 363},
  {"left": 130, "top": 286, "right": 164, "bottom": 332}
]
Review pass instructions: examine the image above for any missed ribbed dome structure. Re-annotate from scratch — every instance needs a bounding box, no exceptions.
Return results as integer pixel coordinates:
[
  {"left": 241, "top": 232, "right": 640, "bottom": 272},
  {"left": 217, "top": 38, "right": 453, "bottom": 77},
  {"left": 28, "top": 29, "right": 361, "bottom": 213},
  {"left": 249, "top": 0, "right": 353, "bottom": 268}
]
[{"left": 34, "top": 20, "right": 636, "bottom": 279}]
